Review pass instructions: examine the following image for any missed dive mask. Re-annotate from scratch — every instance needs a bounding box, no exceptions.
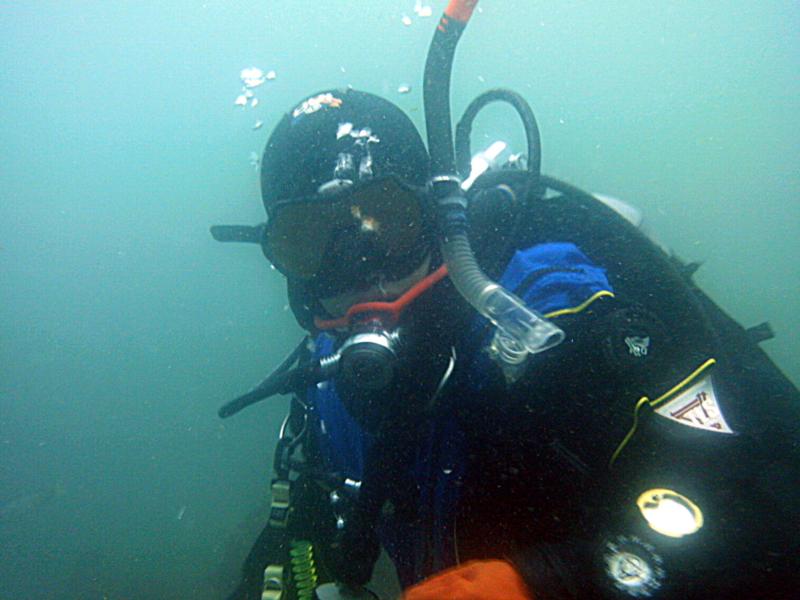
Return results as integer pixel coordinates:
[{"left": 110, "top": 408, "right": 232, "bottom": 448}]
[{"left": 262, "top": 175, "right": 431, "bottom": 298}]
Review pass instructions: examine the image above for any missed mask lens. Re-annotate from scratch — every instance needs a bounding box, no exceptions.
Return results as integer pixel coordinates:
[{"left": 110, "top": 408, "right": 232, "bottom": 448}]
[
  {"left": 348, "top": 176, "right": 424, "bottom": 260},
  {"left": 265, "top": 176, "right": 426, "bottom": 282},
  {"left": 266, "top": 200, "right": 345, "bottom": 279}
]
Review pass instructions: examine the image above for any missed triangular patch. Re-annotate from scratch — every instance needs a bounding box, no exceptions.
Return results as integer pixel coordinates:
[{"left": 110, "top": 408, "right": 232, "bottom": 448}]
[{"left": 654, "top": 375, "right": 734, "bottom": 434}]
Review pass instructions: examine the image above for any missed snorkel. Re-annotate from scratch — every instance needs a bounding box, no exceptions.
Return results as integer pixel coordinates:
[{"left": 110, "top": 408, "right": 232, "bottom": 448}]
[{"left": 424, "top": 0, "right": 564, "bottom": 360}]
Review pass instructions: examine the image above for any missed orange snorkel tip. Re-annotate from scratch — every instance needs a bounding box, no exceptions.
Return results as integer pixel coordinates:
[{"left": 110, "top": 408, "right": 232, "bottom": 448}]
[{"left": 444, "top": 0, "right": 479, "bottom": 23}]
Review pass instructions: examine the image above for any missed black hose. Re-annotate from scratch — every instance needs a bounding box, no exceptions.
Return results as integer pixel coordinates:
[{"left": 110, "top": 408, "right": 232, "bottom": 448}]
[
  {"left": 422, "top": 3, "right": 499, "bottom": 321},
  {"left": 218, "top": 337, "right": 308, "bottom": 418},
  {"left": 423, "top": 11, "right": 469, "bottom": 174},
  {"left": 455, "top": 88, "right": 542, "bottom": 180}
]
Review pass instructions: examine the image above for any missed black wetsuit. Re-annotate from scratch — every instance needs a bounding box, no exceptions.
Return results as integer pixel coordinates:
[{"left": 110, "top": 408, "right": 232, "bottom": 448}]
[{"left": 230, "top": 174, "right": 800, "bottom": 599}]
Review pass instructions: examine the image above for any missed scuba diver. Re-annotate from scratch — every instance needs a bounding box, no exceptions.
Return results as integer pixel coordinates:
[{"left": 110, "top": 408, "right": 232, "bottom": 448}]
[{"left": 213, "top": 2, "right": 800, "bottom": 599}]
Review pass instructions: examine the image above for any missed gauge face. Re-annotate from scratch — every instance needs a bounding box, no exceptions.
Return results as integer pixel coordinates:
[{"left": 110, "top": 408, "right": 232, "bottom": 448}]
[
  {"left": 604, "top": 536, "right": 665, "bottom": 597},
  {"left": 637, "top": 488, "right": 704, "bottom": 538},
  {"left": 607, "top": 550, "right": 653, "bottom": 586}
]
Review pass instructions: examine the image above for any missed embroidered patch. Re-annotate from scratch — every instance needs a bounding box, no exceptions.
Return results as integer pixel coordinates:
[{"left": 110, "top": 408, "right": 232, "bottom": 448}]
[
  {"left": 654, "top": 375, "right": 734, "bottom": 433},
  {"left": 624, "top": 335, "right": 650, "bottom": 357}
]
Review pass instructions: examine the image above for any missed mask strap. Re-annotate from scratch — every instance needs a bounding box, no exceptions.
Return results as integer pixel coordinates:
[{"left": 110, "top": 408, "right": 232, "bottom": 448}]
[{"left": 314, "top": 265, "right": 448, "bottom": 331}]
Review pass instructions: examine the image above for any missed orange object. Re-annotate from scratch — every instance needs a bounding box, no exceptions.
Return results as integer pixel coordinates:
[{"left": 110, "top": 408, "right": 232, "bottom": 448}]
[
  {"left": 444, "top": 0, "right": 479, "bottom": 23},
  {"left": 403, "top": 560, "right": 533, "bottom": 600},
  {"left": 314, "top": 265, "right": 448, "bottom": 331}
]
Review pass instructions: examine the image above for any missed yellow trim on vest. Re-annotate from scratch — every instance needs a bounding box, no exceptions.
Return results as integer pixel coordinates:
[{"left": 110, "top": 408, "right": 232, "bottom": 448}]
[
  {"left": 544, "top": 289, "right": 615, "bottom": 319},
  {"left": 609, "top": 396, "right": 650, "bottom": 467},
  {"left": 649, "top": 358, "right": 717, "bottom": 408},
  {"left": 609, "top": 358, "right": 717, "bottom": 467}
]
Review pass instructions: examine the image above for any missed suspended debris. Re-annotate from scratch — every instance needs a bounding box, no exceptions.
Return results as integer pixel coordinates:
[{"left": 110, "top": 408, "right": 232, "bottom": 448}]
[
  {"left": 240, "top": 67, "right": 266, "bottom": 88},
  {"left": 414, "top": 1, "right": 432, "bottom": 17},
  {"left": 337, "top": 122, "right": 354, "bottom": 139}
]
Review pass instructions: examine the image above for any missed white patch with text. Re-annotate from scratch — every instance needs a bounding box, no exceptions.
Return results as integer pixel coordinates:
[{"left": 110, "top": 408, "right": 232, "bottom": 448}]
[{"left": 655, "top": 376, "right": 734, "bottom": 433}]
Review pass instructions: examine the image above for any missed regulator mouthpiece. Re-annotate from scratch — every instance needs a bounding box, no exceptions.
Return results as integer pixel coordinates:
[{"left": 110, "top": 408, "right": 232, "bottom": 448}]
[{"left": 338, "top": 330, "right": 400, "bottom": 392}]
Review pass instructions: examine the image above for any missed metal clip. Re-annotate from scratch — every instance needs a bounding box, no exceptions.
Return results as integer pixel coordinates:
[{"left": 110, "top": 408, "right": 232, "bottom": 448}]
[
  {"left": 268, "top": 480, "right": 291, "bottom": 529},
  {"left": 261, "top": 564, "right": 284, "bottom": 600}
]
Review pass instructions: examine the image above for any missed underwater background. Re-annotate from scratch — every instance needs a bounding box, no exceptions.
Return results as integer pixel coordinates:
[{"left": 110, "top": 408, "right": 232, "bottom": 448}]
[{"left": 1, "top": 1, "right": 797, "bottom": 598}]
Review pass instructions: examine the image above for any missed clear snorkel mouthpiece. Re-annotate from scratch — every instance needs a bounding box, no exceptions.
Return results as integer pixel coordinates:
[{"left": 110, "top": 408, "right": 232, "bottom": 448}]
[{"left": 481, "top": 284, "right": 565, "bottom": 354}]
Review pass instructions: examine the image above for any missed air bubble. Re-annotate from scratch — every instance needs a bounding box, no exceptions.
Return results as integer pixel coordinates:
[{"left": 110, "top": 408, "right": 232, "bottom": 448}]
[
  {"left": 414, "top": 1, "right": 432, "bottom": 17},
  {"left": 240, "top": 67, "right": 266, "bottom": 88}
]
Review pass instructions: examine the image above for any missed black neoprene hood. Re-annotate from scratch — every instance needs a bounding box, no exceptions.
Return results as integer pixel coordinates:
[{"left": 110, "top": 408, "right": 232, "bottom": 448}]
[{"left": 260, "top": 88, "right": 430, "bottom": 212}]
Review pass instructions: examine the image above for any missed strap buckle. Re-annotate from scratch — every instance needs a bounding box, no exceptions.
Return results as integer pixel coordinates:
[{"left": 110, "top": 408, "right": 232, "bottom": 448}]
[
  {"left": 268, "top": 479, "right": 291, "bottom": 529},
  {"left": 261, "top": 564, "right": 284, "bottom": 600}
]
